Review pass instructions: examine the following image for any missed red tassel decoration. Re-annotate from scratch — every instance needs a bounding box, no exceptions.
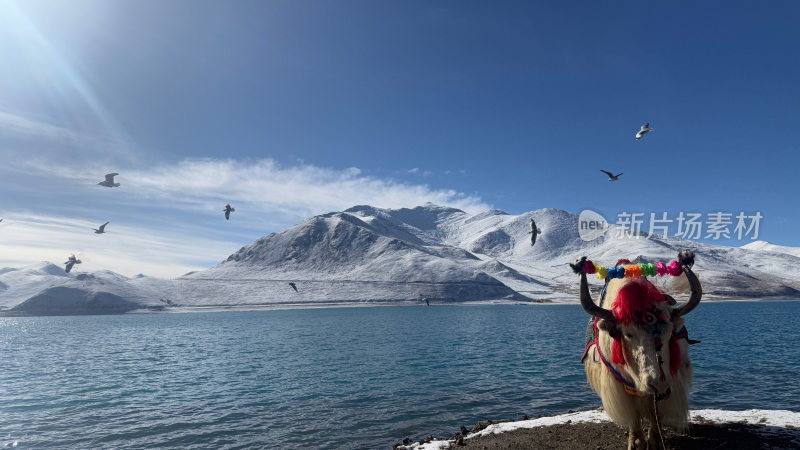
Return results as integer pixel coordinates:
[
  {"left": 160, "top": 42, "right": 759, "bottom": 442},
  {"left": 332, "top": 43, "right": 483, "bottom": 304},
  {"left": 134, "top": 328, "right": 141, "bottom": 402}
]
[
  {"left": 612, "top": 279, "right": 666, "bottom": 325},
  {"left": 612, "top": 337, "right": 625, "bottom": 366},
  {"left": 669, "top": 337, "right": 681, "bottom": 376}
]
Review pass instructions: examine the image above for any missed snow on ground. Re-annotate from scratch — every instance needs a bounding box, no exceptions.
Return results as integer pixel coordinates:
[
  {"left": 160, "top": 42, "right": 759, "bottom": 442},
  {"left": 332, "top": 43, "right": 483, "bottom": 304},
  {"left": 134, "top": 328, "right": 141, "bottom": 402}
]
[
  {"left": 472, "top": 409, "right": 611, "bottom": 437},
  {"left": 398, "top": 409, "right": 800, "bottom": 450},
  {"left": 689, "top": 409, "right": 800, "bottom": 428}
]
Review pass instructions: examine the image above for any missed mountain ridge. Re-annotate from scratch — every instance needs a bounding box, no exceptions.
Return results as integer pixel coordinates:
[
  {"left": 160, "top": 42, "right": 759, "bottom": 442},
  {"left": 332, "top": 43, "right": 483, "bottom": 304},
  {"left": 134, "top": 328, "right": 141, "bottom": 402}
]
[{"left": 2, "top": 204, "right": 799, "bottom": 315}]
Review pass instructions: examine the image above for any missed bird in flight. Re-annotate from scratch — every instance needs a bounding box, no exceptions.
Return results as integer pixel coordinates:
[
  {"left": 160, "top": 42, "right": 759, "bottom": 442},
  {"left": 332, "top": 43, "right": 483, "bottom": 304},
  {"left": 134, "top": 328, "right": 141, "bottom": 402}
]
[
  {"left": 288, "top": 282, "right": 298, "bottom": 292},
  {"left": 64, "top": 254, "right": 82, "bottom": 273},
  {"left": 93, "top": 222, "right": 109, "bottom": 234},
  {"left": 98, "top": 173, "right": 120, "bottom": 187},
  {"left": 635, "top": 123, "right": 653, "bottom": 140},
  {"left": 224, "top": 204, "right": 235, "bottom": 220},
  {"left": 600, "top": 170, "right": 623, "bottom": 181},
  {"left": 528, "top": 218, "right": 542, "bottom": 246}
]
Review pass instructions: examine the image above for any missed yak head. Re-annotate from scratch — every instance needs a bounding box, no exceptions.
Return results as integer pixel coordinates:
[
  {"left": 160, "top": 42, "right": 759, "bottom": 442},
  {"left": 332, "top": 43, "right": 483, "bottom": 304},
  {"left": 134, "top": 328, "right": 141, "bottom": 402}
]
[
  {"left": 578, "top": 251, "right": 702, "bottom": 396},
  {"left": 598, "top": 278, "right": 683, "bottom": 395}
]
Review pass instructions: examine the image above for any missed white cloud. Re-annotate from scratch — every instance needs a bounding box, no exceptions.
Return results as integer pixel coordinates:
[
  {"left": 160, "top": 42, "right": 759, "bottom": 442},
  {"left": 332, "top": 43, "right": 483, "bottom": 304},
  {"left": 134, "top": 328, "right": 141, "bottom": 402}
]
[
  {"left": 0, "top": 213, "right": 239, "bottom": 277},
  {"left": 19, "top": 157, "right": 491, "bottom": 218},
  {"left": 133, "top": 159, "right": 490, "bottom": 216}
]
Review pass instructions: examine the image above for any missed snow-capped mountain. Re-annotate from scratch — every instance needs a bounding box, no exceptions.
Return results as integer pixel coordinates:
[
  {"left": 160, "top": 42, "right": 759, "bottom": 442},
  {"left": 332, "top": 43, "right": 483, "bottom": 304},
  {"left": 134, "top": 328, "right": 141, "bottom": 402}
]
[
  {"left": 179, "top": 205, "right": 530, "bottom": 306},
  {"left": 0, "top": 262, "right": 168, "bottom": 315},
  {"left": 159, "top": 203, "right": 800, "bottom": 306},
  {"left": 2, "top": 204, "right": 799, "bottom": 315}
]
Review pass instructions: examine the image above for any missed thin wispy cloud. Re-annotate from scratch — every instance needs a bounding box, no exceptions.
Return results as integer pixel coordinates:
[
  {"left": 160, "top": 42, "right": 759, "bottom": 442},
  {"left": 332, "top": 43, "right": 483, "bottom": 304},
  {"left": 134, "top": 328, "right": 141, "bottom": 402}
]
[
  {"left": 135, "top": 159, "right": 490, "bottom": 217},
  {"left": 0, "top": 109, "right": 139, "bottom": 168},
  {"left": 20, "top": 157, "right": 491, "bottom": 219},
  {"left": 0, "top": 213, "right": 238, "bottom": 277},
  {"left": 0, "top": 110, "right": 88, "bottom": 142},
  {"left": 408, "top": 167, "right": 432, "bottom": 176}
]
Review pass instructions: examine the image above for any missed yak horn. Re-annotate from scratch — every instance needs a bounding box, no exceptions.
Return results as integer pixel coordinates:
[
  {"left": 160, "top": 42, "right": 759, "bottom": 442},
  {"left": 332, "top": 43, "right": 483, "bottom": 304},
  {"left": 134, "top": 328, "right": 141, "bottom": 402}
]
[
  {"left": 580, "top": 272, "right": 616, "bottom": 322},
  {"left": 672, "top": 251, "right": 702, "bottom": 317}
]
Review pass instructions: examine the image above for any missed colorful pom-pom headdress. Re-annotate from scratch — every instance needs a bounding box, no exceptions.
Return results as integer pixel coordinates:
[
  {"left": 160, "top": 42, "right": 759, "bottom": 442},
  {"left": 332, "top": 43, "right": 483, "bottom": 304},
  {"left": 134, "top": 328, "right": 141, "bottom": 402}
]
[{"left": 573, "top": 257, "right": 686, "bottom": 280}]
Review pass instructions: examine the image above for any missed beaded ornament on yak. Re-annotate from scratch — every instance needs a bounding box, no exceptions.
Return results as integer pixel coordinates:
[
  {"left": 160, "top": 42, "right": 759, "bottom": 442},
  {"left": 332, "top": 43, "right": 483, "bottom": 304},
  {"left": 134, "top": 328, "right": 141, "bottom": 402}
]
[{"left": 579, "top": 259, "right": 685, "bottom": 280}]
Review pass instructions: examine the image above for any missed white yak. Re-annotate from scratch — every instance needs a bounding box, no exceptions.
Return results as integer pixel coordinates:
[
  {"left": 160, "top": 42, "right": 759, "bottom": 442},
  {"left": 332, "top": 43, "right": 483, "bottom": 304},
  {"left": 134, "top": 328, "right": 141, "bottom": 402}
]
[{"left": 575, "top": 251, "right": 701, "bottom": 450}]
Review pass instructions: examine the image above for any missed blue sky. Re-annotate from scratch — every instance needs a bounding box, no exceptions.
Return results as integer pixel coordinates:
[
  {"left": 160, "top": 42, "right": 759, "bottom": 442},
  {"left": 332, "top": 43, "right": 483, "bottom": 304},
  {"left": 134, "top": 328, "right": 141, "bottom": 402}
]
[{"left": 1, "top": 0, "right": 798, "bottom": 276}]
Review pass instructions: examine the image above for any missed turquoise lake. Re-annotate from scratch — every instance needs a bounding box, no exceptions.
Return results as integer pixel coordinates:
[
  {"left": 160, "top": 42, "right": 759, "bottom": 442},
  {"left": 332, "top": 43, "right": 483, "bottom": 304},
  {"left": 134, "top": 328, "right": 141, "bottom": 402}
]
[{"left": 2, "top": 301, "right": 799, "bottom": 449}]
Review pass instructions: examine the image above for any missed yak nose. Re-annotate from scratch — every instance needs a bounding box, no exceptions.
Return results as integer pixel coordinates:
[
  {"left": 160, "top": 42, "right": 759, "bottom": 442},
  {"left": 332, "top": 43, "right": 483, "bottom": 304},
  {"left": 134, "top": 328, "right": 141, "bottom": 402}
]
[{"left": 647, "top": 382, "right": 670, "bottom": 396}]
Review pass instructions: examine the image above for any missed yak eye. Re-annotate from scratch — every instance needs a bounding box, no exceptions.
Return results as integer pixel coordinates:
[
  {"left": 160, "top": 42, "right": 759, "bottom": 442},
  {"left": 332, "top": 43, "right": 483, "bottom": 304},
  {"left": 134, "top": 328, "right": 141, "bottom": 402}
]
[{"left": 624, "top": 333, "right": 634, "bottom": 339}]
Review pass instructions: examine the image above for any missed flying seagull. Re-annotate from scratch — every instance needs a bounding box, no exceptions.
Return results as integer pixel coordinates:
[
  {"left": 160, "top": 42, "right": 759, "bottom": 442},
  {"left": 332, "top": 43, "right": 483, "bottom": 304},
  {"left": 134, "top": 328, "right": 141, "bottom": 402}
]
[
  {"left": 528, "top": 218, "right": 542, "bottom": 246},
  {"left": 64, "top": 254, "right": 82, "bottom": 273},
  {"left": 635, "top": 123, "right": 653, "bottom": 140},
  {"left": 98, "top": 173, "right": 120, "bottom": 187},
  {"left": 288, "top": 282, "right": 298, "bottom": 292},
  {"left": 601, "top": 170, "right": 623, "bottom": 181},
  {"left": 224, "top": 204, "right": 235, "bottom": 220},
  {"left": 93, "top": 222, "right": 109, "bottom": 234}
]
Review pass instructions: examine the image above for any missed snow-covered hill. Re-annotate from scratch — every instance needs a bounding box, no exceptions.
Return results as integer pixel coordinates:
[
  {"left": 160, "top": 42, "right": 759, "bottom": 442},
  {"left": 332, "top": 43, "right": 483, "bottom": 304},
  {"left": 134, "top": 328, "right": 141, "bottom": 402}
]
[
  {"left": 2, "top": 204, "right": 799, "bottom": 315},
  {"left": 741, "top": 240, "right": 800, "bottom": 259},
  {"left": 179, "top": 205, "right": 529, "bottom": 306},
  {"left": 0, "top": 262, "right": 168, "bottom": 315}
]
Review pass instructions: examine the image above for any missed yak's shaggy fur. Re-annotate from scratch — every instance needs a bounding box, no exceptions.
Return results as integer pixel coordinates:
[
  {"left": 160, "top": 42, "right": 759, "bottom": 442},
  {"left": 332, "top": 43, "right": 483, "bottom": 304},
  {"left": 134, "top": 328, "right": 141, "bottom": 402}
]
[{"left": 586, "top": 277, "right": 693, "bottom": 449}]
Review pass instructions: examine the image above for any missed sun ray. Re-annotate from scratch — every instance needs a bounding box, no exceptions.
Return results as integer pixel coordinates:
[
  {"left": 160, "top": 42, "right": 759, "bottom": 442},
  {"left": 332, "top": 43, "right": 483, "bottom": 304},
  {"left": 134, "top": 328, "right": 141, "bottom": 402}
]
[{"left": 0, "top": 0, "right": 127, "bottom": 142}]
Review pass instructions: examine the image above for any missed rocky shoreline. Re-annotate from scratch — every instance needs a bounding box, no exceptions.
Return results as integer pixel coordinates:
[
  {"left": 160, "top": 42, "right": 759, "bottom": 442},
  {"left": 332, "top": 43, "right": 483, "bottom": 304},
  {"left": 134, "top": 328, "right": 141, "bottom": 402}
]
[{"left": 394, "top": 409, "right": 800, "bottom": 450}]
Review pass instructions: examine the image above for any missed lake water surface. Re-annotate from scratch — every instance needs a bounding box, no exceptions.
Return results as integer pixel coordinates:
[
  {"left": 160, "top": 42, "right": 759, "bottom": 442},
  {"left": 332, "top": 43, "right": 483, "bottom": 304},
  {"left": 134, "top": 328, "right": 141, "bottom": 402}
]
[{"left": 1, "top": 301, "right": 798, "bottom": 449}]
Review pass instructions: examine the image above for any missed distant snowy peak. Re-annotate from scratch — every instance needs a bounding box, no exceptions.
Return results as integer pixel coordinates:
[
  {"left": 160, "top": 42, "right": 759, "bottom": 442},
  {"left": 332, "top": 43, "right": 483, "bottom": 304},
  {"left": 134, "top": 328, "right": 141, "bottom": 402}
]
[
  {"left": 345, "top": 203, "right": 469, "bottom": 245},
  {"left": 219, "top": 210, "right": 442, "bottom": 273},
  {"left": 219, "top": 204, "right": 512, "bottom": 271},
  {"left": 742, "top": 240, "right": 800, "bottom": 259},
  {"left": 0, "top": 262, "right": 162, "bottom": 315},
  {"left": 194, "top": 204, "right": 530, "bottom": 302},
  {"left": 345, "top": 203, "right": 467, "bottom": 229},
  {"left": 25, "top": 262, "right": 71, "bottom": 277}
]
